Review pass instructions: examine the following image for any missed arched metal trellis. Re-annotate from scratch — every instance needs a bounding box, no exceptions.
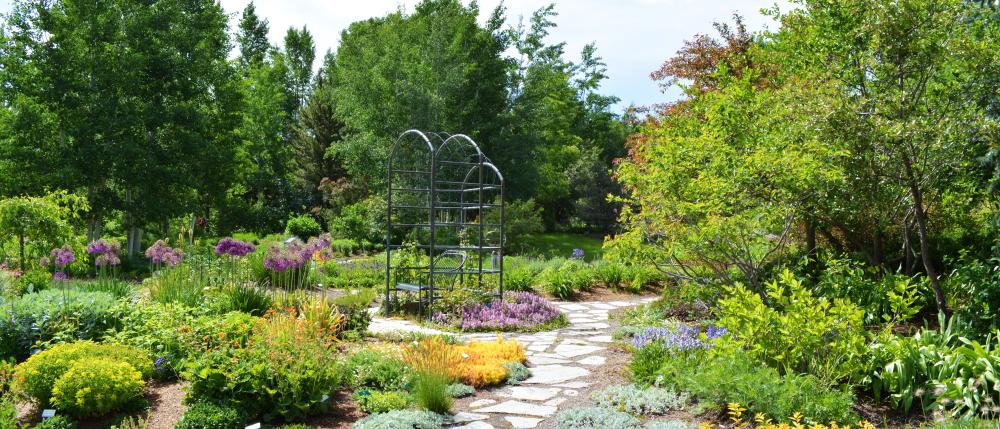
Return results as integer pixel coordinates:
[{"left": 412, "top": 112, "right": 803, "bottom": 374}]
[{"left": 385, "top": 130, "right": 505, "bottom": 318}]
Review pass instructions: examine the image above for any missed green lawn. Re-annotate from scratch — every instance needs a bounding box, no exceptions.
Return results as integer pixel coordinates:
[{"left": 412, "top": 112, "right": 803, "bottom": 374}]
[{"left": 519, "top": 233, "right": 605, "bottom": 260}]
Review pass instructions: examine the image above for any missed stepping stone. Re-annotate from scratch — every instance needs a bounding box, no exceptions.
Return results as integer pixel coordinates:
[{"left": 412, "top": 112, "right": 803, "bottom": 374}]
[
  {"left": 578, "top": 356, "right": 606, "bottom": 366},
  {"left": 564, "top": 389, "right": 579, "bottom": 397},
  {"left": 469, "top": 399, "right": 497, "bottom": 408},
  {"left": 453, "top": 412, "right": 489, "bottom": 423},
  {"left": 522, "top": 365, "right": 590, "bottom": 384},
  {"left": 474, "top": 400, "right": 557, "bottom": 417},
  {"left": 555, "top": 381, "right": 591, "bottom": 389},
  {"left": 591, "top": 303, "right": 615, "bottom": 309},
  {"left": 451, "top": 422, "right": 494, "bottom": 429},
  {"left": 527, "top": 344, "right": 548, "bottom": 352},
  {"left": 559, "top": 338, "right": 593, "bottom": 345},
  {"left": 505, "top": 417, "right": 544, "bottom": 429},
  {"left": 544, "top": 397, "right": 567, "bottom": 406},
  {"left": 500, "top": 386, "right": 561, "bottom": 401},
  {"left": 559, "top": 303, "right": 589, "bottom": 311},
  {"left": 527, "top": 356, "right": 570, "bottom": 365},
  {"left": 579, "top": 322, "right": 611, "bottom": 330},
  {"left": 569, "top": 318, "right": 597, "bottom": 324},
  {"left": 589, "top": 335, "right": 613, "bottom": 343},
  {"left": 553, "top": 344, "right": 604, "bottom": 358}
]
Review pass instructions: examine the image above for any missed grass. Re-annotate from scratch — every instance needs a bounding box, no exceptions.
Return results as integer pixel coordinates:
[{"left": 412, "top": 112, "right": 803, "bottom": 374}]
[{"left": 519, "top": 233, "right": 604, "bottom": 260}]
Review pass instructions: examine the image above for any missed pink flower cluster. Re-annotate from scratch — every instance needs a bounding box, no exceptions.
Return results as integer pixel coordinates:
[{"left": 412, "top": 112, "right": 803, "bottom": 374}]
[
  {"left": 214, "top": 237, "right": 256, "bottom": 257},
  {"left": 457, "top": 292, "right": 563, "bottom": 331},
  {"left": 87, "top": 239, "right": 121, "bottom": 267},
  {"left": 145, "top": 240, "right": 184, "bottom": 267},
  {"left": 50, "top": 245, "right": 75, "bottom": 267},
  {"left": 263, "top": 234, "right": 332, "bottom": 273}
]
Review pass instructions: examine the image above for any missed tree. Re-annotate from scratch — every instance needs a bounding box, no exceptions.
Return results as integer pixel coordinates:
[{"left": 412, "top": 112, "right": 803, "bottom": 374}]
[
  {"left": 0, "top": 192, "right": 87, "bottom": 271},
  {"left": 237, "top": 2, "right": 270, "bottom": 69},
  {"left": 283, "top": 26, "right": 315, "bottom": 114},
  {"left": 290, "top": 52, "right": 347, "bottom": 197}
]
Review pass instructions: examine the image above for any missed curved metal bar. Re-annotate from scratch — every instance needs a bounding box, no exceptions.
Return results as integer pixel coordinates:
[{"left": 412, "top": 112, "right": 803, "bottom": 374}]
[{"left": 436, "top": 133, "right": 484, "bottom": 163}]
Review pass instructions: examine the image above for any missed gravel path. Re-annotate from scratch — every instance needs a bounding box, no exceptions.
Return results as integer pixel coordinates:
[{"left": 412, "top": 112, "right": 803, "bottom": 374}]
[{"left": 369, "top": 296, "right": 658, "bottom": 429}]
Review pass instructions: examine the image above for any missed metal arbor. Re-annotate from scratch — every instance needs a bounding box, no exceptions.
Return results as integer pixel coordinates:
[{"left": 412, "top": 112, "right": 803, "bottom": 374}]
[{"left": 384, "top": 130, "right": 505, "bottom": 317}]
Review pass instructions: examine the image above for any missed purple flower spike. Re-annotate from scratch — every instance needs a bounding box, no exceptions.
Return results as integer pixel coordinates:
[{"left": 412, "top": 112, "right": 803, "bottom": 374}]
[{"left": 215, "top": 237, "right": 256, "bottom": 257}]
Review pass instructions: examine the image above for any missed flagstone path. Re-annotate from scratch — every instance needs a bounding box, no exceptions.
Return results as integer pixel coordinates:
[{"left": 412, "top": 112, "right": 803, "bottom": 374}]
[{"left": 368, "top": 296, "right": 658, "bottom": 429}]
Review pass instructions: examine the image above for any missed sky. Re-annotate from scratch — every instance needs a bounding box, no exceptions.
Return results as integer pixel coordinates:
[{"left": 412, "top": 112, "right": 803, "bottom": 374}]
[{"left": 0, "top": 0, "right": 791, "bottom": 110}]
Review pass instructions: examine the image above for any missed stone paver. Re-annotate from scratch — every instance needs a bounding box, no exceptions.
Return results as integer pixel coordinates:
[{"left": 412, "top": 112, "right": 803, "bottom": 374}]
[{"left": 370, "top": 297, "right": 650, "bottom": 428}]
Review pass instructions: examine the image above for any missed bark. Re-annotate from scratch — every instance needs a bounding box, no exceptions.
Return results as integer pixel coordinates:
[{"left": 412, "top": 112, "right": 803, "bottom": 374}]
[
  {"left": 805, "top": 222, "right": 817, "bottom": 261},
  {"left": 18, "top": 232, "right": 25, "bottom": 272},
  {"left": 902, "top": 154, "right": 948, "bottom": 314}
]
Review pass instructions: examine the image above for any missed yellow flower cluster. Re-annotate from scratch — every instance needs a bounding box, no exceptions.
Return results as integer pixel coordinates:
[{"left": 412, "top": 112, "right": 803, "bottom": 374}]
[
  {"left": 404, "top": 336, "right": 527, "bottom": 388},
  {"left": 721, "top": 403, "right": 877, "bottom": 429}
]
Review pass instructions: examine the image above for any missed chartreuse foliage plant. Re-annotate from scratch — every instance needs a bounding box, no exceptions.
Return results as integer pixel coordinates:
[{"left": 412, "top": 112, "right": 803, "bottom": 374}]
[
  {"left": 175, "top": 402, "right": 245, "bottom": 429},
  {"left": 51, "top": 358, "right": 145, "bottom": 417},
  {"left": 717, "top": 270, "right": 866, "bottom": 384},
  {"left": 15, "top": 341, "right": 152, "bottom": 409}
]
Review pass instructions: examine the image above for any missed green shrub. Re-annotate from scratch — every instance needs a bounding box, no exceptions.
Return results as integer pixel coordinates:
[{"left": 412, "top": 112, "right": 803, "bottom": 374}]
[
  {"left": 0, "top": 290, "right": 118, "bottom": 362},
  {"left": 345, "top": 349, "right": 412, "bottom": 391},
  {"left": 869, "top": 314, "right": 1000, "bottom": 418},
  {"left": 502, "top": 362, "right": 530, "bottom": 385},
  {"left": 555, "top": 407, "right": 641, "bottom": 429},
  {"left": 182, "top": 313, "right": 342, "bottom": 421},
  {"left": 15, "top": 341, "right": 151, "bottom": 407},
  {"left": 18, "top": 269, "right": 51, "bottom": 292},
  {"left": 946, "top": 254, "right": 1000, "bottom": 338},
  {"left": 51, "top": 358, "right": 144, "bottom": 417},
  {"left": 503, "top": 262, "right": 538, "bottom": 291},
  {"left": 0, "top": 395, "right": 15, "bottom": 429},
  {"left": 34, "top": 415, "right": 76, "bottom": 429},
  {"left": 109, "top": 415, "right": 149, "bottom": 429},
  {"left": 330, "top": 196, "right": 387, "bottom": 249},
  {"left": 667, "top": 348, "right": 857, "bottom": 424},
  {"left": 175, "top": 402, "right": 244, "bottom": 429},
  {"left": 814, "top": 256, "right": 925, "bottom": 325},
  {"left": 107, "top": 302, "right": 257, "bottom": 379},
  {"left": 353, "top": 390, "right": 411, "bottom": 414},
  {"left": 69, "top": 278, "right": 134, "bottom": 299},
  {"left": 591, "top": 384, "right": 687, "bottom": 416},
  {"left": 352, "top": 410, "right": 445, "bottom": 429},
  {"left": 445, "top": 383, "right": 475, "bottom": 398},
  {"left": 147, "top": 265, "right": 206, "bottom": 307},
  {"left": 334, "top": 289, "right": 376, "bottom": 335},
  {"left": 220, "top": 283, "right": 273, "bottom": 316},
  {"left": 483, "top": 199, "right": 543, "bottom": 253},
  {"left": 285, "top": 214, "right": 323, "bottom": 239},
  {"left": 593, "top": 260, "right": 626, "bottom": 289},
  {"left": 718, "top": 270, "right": 866, "bottom": 384}
]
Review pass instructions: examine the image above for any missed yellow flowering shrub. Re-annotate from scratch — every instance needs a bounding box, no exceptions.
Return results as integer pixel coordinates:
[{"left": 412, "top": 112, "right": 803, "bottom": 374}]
[
  {"left": 452, "top": 336, "right": 526, "bottom": 387},
  {"left": 403, "top": 336, "right": 527, "bottom": 388},
  {"left": 724, "top": 403, "right": 876, "bottom": 429},
  {"left": 51, "top": 358, "right": 144, "bottom": 417},
  {"left": 15, "top": 341, "right": 151, "bottom": 407}
]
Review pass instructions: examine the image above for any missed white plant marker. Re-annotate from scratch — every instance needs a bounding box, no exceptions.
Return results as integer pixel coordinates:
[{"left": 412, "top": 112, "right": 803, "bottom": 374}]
[
  {"left": 41, "top": 409, "right": 55, "bottom": 420},
  {"left": 245, "top": 423, "right": 261, "bottom": 429}
]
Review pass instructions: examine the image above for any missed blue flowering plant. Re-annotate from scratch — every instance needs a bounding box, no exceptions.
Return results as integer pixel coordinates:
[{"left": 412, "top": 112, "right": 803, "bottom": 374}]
[{"left": 630, "top": 324, "right": 726, "bottom": 386}]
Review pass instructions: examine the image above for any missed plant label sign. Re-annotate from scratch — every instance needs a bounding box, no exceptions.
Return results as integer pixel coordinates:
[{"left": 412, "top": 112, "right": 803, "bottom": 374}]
[
  {"left": 41, "top": 409, "right": 56, "bottom": 420},
  {"left": 246, "top": 423, "right": 261, "bottom": 429}
]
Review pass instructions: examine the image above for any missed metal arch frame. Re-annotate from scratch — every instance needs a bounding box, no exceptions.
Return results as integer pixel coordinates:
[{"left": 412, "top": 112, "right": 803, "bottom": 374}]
[{"left": 384, "top": 130, "right": 505, "bottom": 318}]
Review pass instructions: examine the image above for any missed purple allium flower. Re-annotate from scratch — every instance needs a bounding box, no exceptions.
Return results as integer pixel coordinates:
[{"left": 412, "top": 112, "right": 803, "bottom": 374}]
[
  {"left": 571, "top": 248, "right": 585, "bottom": 259},
  {"left": 87, "top": 239, "right": 121, "bottom": 266},
  {"left": 263, "top": 243, "right": 310, "bottom": 273},
  {"left": 145, "top": 240, "right": 184, "bottom": 267},
  {"left": 39, "top": 256, "right": 51, "bottom": 267},
  {"left": 52, "top": 271, "right": 67, "bottom": 280},
  {"left": 631, "top": 324, "right": 726, "bottom": 350},
  {"left": 459, "top": 292, "right": 563, "bottom": 331},
  {"left": 50, "top": 245, "right": 75, "bottom": 267},
  {"left": 214, "top": 237, "right": 256, "bottom": 257}
]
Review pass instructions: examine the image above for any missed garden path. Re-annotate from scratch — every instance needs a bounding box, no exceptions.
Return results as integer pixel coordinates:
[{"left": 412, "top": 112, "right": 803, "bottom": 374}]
[{"left": 368, "top": 296, "right": 658, "bottom": 429}]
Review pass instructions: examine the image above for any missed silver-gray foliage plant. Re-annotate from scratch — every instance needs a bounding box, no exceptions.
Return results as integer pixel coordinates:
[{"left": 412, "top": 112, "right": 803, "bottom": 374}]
[
  {"left": 592, "top": 384, "right": 688, "bottom": 416},
  {"left": 352, "top": 410, "right": 446, "bottom": 429}
]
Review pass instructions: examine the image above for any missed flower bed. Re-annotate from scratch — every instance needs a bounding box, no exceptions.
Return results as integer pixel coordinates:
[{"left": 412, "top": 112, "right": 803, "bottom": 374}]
[{"left": 437, "top": 292, "right": 565, "bottom": 332}]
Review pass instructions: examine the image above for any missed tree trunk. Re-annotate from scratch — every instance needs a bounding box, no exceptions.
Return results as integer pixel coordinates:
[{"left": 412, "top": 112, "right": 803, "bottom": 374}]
[
  {"left": 805, "top": 221, "right": 817, "bottom": 261},
  {"left": 18, "top": 232, "right": 25, "bottom": 272},
  {"left": 902, "top": 217, "right": 914, "bottom": 276},
  {"left": 902, "top": 155, "right": 948, "bottom": 314}
]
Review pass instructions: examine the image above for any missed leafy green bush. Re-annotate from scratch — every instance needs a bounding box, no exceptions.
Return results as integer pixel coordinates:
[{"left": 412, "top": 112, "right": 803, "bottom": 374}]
[
  {"left": 591, "top": 384, "right": 687, "bottom": 416},
  {"left": 946, "top": 254, "right": 1000, "bottom": 338},
  {"left": 334, "top": 289, "right": 376, "bottom": 335},
  {"left": 353, "top": 390, "right": 411, "bottom": 414},
  {"left": 555, "top": 407, "right": 641, "bottom": 429},
  {"left": 0, "top": 394, "right": 16, "bottom": 429},
  {"left": 320, "top": 259, "right": 384, "bottom": 289},
  {"left": 869, "top": 314, "right": 1000, "bottom": 418},
  {"left": 175, "top": 402, "right": 245, "bottom": 429},
  {"left": 219, "top": 283, "right": 273, "bottom": 316},
  {"left": 285, "top": 214, "right": 323, "bottom": 239},
  {"left": 107, "top": 302, "right": 257, "bottom": 379},
  {"left": 345, "top": 349, "right": 413, "bottom": 391},
  {"left": 51, "top": 358, "right": 145, "bottom": 417},
  {"left": 484, "top": 199, "right": 543, "bottom": 253},
  {"left": 0, "top": 290, "right": 118, "bottom": 362},
  {"left": 445, "top": 383, "right": 475, "bottom": 398},
  {"left": 69, "top": 278, "right": 134, "bottom": 299},
  {"left": 15, "top": 341, "right": 151, "bottom": 407},
  {"left": 147, "top": 264, "right": 206, "bottom": 307},
  {"left": 18, "top": 269, "right": 51, "bottom": 292},
  {"left": 665, "top": 348, "right": 857, "bottom": 424},
  {"left": 330, "top": 196, "right": 387, "bottom": 249},
  {"left": 182, "top": 312, "right": 342, "bottom": 421},
  {"left": 352, "top": 410, "right": 445, "bottom": 429},
  {"left": 718, "top": 270, "right": 866, "bottom": 384},
  {"left": 109, "top": 415, "right": 149, "bottom": 429},
  {"left": 34, "top": 415, "right": 76, "bottom": 429},
  {"left": 813, "top": 256, "right": 924, "bottom": 325}
]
